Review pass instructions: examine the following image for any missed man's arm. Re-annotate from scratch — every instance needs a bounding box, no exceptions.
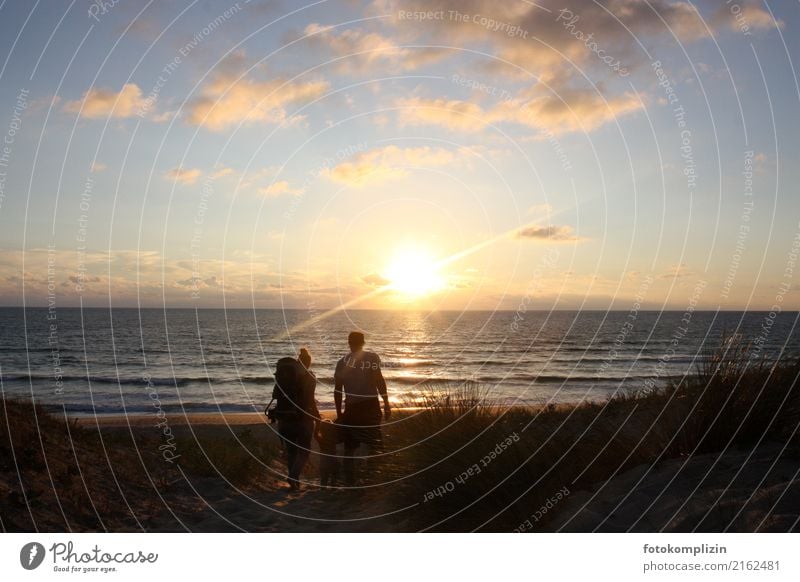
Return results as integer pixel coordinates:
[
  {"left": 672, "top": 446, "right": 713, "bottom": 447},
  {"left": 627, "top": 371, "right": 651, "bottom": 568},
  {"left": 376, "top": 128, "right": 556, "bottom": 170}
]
[
  {"left": 375, "top": 359, "right": 390, "bottom": 419},
  {"left": 334, "top": 378, "right": 343, "bottom": 419},
  {"left": 334, "top": 359, "right": 344, "bottom": 418}
]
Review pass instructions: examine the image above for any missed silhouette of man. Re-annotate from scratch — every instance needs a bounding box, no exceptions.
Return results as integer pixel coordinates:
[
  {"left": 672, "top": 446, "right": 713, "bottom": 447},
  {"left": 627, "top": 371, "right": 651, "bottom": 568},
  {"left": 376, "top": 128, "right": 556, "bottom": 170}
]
[{"left": 334, "top": 331, "right": 391, "bottom": 485}]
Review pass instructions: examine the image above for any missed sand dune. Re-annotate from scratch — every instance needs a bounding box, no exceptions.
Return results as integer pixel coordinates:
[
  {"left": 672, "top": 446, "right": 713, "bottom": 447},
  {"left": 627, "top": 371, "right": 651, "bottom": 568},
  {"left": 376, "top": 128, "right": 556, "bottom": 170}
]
[{"left": 548, "top": 443, "right": 800, "bottom": 532}]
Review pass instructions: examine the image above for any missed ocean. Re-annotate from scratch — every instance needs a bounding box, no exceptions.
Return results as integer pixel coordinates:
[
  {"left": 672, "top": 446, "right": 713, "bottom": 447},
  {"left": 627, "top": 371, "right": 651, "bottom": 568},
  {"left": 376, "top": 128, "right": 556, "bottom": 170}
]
[{"left": 0, "top": 308, "right": 797, "bottom": 416}]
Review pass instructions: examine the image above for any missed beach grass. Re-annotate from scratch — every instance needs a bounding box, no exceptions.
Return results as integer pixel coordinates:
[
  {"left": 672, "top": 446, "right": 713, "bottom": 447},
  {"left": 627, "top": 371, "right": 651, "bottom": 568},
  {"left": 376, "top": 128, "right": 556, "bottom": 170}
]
[
  {"left": 377, "top": 337, "right": 800, "bottom": 531},
  {"left": 2, "top": 337, "right": 798, "bottom": 531},
  {"left": 0, "top": 398, "right": 177, "bottom": 531}
]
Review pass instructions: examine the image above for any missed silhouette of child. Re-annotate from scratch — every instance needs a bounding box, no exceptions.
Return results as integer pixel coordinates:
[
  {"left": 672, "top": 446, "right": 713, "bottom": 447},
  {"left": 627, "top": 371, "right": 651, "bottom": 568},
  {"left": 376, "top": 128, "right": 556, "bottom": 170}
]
[{"left": 315, "top": 420, "right": 340, "bottom": 488}]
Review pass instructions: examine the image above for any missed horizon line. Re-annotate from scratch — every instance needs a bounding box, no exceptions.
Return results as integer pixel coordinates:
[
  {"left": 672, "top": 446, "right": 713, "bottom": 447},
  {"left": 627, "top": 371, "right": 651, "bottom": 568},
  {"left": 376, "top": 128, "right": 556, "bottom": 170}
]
[{"left": 2, "top": 305, "right": 797, "bottom": 314}]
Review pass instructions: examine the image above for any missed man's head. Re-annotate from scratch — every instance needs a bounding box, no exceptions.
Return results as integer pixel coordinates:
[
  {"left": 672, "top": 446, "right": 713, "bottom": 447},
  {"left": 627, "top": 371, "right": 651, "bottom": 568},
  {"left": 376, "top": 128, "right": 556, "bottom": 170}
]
[{"left": 348, "top": 331, "right": 365, "bottom": 352}]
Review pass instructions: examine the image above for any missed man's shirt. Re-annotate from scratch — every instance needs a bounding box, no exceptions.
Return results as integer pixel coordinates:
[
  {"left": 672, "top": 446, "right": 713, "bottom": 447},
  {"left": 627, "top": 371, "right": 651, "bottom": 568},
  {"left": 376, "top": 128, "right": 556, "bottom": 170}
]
[{"left": 335, "top": 350, "right": 384, "bottom": 403}]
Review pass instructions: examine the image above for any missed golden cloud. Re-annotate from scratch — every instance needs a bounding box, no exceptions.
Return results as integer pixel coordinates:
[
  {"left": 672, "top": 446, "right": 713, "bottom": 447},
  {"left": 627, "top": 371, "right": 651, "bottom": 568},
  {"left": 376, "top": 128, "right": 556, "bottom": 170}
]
[
  {"left": 259, "top": 180, "right": 303, "bottom": 197},
  {"left": 323, "top": 145, "right": 456, "bottom": 185},
  {"left": 164, "top": 167, "right": 202, "bottom": 185},
  {"left": 396, "top": 97, "right": 489, "bottom": 132},
  {"left": 397, "top": 85, "right": 642, "bottom": 135},
  {"left": 302, "top": 23, "right": 449, "bottom": 73},
  {"left": 186, "top": 67, "right": 328, "bottom": 131},
  {"left": 518, "top": 224, "right": 582, "bottom": 241},
  {"left": 63, "top": 83, "right": 147, "bottom": 119}
]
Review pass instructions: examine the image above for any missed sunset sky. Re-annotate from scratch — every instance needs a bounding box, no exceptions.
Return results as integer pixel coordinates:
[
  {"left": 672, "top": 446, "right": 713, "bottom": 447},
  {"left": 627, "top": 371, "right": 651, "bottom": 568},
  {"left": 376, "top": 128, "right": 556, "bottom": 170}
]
[{"left": 0, "top": 0, "right": 797, "bottom": 310}]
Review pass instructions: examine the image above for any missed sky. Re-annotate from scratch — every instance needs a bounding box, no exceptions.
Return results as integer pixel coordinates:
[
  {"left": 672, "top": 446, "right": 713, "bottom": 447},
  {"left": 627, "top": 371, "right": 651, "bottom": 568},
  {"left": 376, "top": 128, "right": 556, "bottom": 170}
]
[{"left": 0, "top": 0, "right": 797, "bottom": 311}]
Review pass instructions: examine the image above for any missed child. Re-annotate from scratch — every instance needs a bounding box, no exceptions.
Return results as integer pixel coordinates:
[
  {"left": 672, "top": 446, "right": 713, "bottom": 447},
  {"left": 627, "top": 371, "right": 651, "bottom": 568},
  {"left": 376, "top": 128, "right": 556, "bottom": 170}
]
[{"left": 315, "top": 420, "right": 340, "bottom": 488}]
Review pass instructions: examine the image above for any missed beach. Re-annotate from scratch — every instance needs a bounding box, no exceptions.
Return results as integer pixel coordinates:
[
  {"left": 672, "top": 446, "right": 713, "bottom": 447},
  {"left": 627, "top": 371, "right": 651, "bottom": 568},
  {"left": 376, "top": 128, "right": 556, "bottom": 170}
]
[{"left": 4, "top": 339, "right": 799, "bottom": 533}]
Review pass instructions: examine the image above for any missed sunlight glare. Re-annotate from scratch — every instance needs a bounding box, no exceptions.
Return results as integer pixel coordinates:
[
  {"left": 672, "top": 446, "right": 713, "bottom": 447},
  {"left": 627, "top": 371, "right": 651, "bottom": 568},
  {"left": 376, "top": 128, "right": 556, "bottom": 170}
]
[{"left": 383, "top": 246, "right": 445, "bottom": 298}]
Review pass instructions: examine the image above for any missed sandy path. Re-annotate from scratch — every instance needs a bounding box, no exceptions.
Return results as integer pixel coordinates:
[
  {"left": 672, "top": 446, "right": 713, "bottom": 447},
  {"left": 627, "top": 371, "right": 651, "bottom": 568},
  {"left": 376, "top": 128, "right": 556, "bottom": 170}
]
[{"left": 77, "top": 413, "right": 403, "bottom": 532}]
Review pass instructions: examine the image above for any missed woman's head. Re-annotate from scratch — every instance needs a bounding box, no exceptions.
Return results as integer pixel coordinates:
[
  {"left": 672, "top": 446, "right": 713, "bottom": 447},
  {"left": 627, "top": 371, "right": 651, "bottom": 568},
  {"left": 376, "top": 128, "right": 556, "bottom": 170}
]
[{"left": 298, "top": 347, "right": 312, "bottom": 369}]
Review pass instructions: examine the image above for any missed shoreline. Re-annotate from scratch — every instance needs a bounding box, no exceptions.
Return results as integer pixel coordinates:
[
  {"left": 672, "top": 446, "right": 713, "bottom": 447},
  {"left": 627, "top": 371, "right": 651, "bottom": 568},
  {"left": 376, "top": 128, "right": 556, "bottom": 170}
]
[
  {"left": 74, "top": 410, "right": 339, "bottom": 428},
  {"left": 72, "top": 408, "right": 441, "bottom": 428}
]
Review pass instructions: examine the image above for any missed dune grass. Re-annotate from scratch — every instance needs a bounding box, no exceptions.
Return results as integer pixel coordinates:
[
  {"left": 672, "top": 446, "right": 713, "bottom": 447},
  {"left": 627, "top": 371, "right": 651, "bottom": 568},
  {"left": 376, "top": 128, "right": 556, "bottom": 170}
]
[
  {"left": 0, "top": 399, "right": 178, "bottom": 531},
  {"left": 0, "top": 401, "right": 283, "bottom": 531},
  {"left": 174, "top": 427, "right": 281, "bottom": 486},
  {"left": 377, "top": 338, "right": 800, "bottom": 531},
  {"left": 3, "top": 337, "right": 798, "bottom": 532}
]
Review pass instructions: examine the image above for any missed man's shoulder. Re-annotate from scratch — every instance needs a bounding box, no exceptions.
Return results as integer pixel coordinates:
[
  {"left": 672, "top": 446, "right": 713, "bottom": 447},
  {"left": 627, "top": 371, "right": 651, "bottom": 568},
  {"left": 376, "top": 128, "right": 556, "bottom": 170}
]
[{"left": 363, "top": 351, "right": 381, "bottom": 362}]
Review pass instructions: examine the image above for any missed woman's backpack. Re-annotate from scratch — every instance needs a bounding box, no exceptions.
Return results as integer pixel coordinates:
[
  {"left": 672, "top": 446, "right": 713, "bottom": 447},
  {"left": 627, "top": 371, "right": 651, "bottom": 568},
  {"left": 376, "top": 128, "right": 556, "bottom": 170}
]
[{"left": 266, "top": 357, "right": 306, "bottom": 423}]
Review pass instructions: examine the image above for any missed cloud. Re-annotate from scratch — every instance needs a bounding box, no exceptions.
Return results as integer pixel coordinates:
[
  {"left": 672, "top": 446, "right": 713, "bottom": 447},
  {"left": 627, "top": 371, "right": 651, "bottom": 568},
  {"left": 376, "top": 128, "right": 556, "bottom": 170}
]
[
  {"left": 379, "top": 0, "right": 714, "bottom": 81},
  {"left": 361, "top": 272, "right": 391, "bottom": 287},
  {"left": 397, "top": 86, "right": 642, "bottom": 134},
  {"left": 238, "top": 166, "right": 279, "bottom": 190},
  {"left": 175, "top": 275, "right": 222, "bottom": 288},
  {"left": 323, "top": 145, "right": 456, "bottom": 185},
  {"left": 0, "top": 248, "right": 294, "bottom": 307},
  {"left": 495, "top": 87, "right": 643, "bottom": 134},
  {"left": 164, "top": 167, "right": 202, "bottom": 185},
  {"left": 210, "top": 166, "right": 235, "bottom": 179},
  {"left": 27, "top": 95, "right": 61, "bottom": 115},
  {"left": 301, "top": 23, "right": 449, "bottom": 74},
  {"left": 151, "top": 110, "right": 176, "bottom": 123},
  {"left": 259, "top": 180, "right": 303, "bottom": 197},
  {"left": 64, "top": 83, "right": 148, "bottom": 119},
  {"left": 712, "top": 1, "right": 784, "bottom": 33},
  {"left": 67, "top": 275, "right": 101, "bottom": 285},
  {"left": 518, "top": 224, "right": 582, "bottom": 241},
  {"left": 396, "top": 97, "right": 489, "bottom": 132},
  {"left": 378, "top": 0, "right": 776, "bottom": 126},
  {"left": 186, "top": 54, "right": 328, "bottom": 131},
  {"left": 659, "top": 263, "right": 693, "bottom": 279},
  {"left": 90, "top": 162, "right": 107, "bottom": 173}
]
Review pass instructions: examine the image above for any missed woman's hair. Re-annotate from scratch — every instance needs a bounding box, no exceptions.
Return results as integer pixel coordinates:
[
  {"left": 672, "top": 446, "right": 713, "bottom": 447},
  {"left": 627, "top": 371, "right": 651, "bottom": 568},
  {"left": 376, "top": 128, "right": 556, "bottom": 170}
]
[{"left": 298, "top": 347, "right": 312, "bottom": 369}]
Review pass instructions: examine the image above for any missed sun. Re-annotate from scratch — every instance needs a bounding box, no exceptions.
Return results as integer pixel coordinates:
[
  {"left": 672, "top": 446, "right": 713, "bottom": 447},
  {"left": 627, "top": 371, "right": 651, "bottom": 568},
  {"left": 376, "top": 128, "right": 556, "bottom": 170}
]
[{"left": 382, "top": 245, "right": 445, "bottom": 298}]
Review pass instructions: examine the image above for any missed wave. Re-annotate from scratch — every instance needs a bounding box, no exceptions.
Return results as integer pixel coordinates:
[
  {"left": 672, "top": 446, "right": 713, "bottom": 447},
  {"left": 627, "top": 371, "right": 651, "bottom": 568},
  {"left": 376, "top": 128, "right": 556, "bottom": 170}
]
[
  {"left": 39, "top": 401, "right": 264, "bottom": 416},
  {"left": 4, "top": 369, "right": 689, "bottom": 389},
  {"left": 2, "top": 374, "right": 211, "bottom": 387}
]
